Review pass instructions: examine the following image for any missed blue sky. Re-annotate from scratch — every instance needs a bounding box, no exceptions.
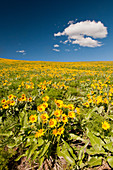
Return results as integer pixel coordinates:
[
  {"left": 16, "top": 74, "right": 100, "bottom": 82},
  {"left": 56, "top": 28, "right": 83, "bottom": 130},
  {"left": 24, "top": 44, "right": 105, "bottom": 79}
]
[{"left": 0, "top": 0, "right": 113, "bottom": 62}]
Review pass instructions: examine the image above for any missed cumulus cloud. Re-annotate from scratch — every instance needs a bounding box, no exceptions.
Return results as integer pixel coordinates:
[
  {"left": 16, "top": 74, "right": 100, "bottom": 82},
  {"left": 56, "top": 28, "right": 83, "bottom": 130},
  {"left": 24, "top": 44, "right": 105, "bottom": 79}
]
[
  {"left": 54, "top": 20, "right": 108, "bottom": 47},
  {"left": 68, "top": 20, "right": 75, "bottom": 25},
  {"left": 54, "top": 44, "right": 59, "bottom": 47},
  {"left": 53, "top": 49, "right": 60, "bottom": 52}
]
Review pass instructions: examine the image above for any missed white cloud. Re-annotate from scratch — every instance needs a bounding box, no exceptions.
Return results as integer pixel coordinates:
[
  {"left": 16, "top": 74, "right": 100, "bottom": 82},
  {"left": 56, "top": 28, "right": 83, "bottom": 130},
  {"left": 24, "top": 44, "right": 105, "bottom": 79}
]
[
  {"left": 63, "top": 40, "right": 68, "bottom": 44},
  {"left": 53, "top": 49, "right": 60, "bottom": 52},
  {"left": 54, "top": 44, "right": 59, "bottom": 47},
  {"left": 16, "top": 50, "right": 25, "bottom": 53},
  {"left": 72, "top": 37, "right": 102, "bottom": 47},
  {"left": 54, "top": 20, "right": 108, "bottom": 47}
]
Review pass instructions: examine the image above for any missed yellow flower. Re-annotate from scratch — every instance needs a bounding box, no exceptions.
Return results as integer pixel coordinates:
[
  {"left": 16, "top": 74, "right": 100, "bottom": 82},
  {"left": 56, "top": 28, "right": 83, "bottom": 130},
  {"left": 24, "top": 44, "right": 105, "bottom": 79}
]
[
  {"left": 8, "top": 94, "right": 14, "bottom": 100},
  {"left": 55, "top": 99, "right": 63, "bottom": 108},
  {"left": 40, "top": 113, "right": 49, "bottom": 122},
  {"left": 10, "top": 100, "right": 15, "bottom": 106},
  {"left": 49, "top": 119, "right": 57, "bottom": 128},
  {"left": 28, "top": 97, "right": 32, "bottom": 102},
  {"left": 68, "top": 104, "right": 74, "bottom": 110},
  {"left": 2, "top": 104, "right": 9, "bottom": 109},
  {"left": 102, "top": 121, "right": 110, "bottom": 130},
  {"left": 53, "top": 129, "right": 58, "bottom": 136},
  {"left": 68, "top": 111, "right": 75, "bottom": 118},
  {"left": 42, "top": 102, "right": 48, "bottom": 108},
  {"left": 75, "top": 107, "right": 80, "bottom": 115},
  {"left": 42, "top": 96, "right": 49, "bottom": 102},
  {"left": 29, "top": 114, "right": 37, "bottom": 123},
  {"left": 62, "top": 114, "right": 68, "bottom": 124},
  {"left": 37, "top": 104, "right": 45, "bottom": 112},
  {"left": 1, "top": 99, "right": 6, "bottom": 104},
  {"left": 58, "top": 127, "right": 64, "bottom": 135},
  {"left": 54, "top": 109, "right": 62, "bottom": 117},
  {"left": 35, "top": 129, "right": 44, "bottom": 138}
]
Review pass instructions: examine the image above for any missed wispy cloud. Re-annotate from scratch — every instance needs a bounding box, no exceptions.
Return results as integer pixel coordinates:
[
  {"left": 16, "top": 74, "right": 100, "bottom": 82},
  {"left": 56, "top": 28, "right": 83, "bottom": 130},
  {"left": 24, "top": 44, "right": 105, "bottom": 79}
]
[
  {"left": 65, "top": 49, "right": 70, "bottom": 52},
  {"left": 53, "top": 49, "right": 60, "bottom": 52},
  {"left": 54, "top": 20, "right": 108, "bottom": 47},
  {"left": 16, "top": 50, "right": 26, "bottom": 55}
]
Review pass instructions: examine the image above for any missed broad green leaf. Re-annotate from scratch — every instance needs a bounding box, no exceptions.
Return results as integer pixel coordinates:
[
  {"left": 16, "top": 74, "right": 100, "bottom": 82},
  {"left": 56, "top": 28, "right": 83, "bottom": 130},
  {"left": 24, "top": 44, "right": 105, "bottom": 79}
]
[
  {"left": 27, "top": 144, "right": 38, "bottom": 160},
  {"left": 57, "top": 145, "right": 75, "bottom": 165},
  {"left": 37, "top": 138, "right": 44, "bottom": 146},
  {"left": 62, "top": 139, "right": 77, "bottom": 160},
  {"left": 103, "top": 142, "right": 113, "bottom": 152},
  {"left": 88, "top": 157, "right": 102, "bottom": 167},
  {"left": 87, "top": 132, "right": 105, "bottom": 147},
  {"left": 87, "top": 145, "right": 106, "bottom": 155},
  {"left": 39, "top": 141, "right": 50, "bottom": 158},
  {"left": 78, "top": 141, "right": 89, "bottom": 160},
  {"left": 69, "top": 133, "right": 87, "bottom": 143},
  {"left": 8, "top": 143, "right": 16, "bottom": 148},
  {"left": 107, "top": 156, "right": 113, "bottom": 168},
  {"left": 97, "top": 106, "right": 104, "bottom": 114}
]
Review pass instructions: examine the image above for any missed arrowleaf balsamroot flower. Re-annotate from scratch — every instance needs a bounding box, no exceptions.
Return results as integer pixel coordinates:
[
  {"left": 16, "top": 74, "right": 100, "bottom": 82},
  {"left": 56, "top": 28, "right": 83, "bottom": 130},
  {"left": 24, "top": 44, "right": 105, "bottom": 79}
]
[
  {"left": 29, "top": 114, "right": 37, "bottom": 123},
  {"left": 37, "top": 104, "right": 45, "bottom": 112},
  {"left": 68, "top": 111, "right": 75, "bottom": 118},
  {"left": 35, "top": 129, "right": 44, "bottom": 138},
  {"left": 49, "top": 118, "right": 57, "bottom": 128},
  {"left": 102, "top": 121, "right": 110, "bottom": 130}
]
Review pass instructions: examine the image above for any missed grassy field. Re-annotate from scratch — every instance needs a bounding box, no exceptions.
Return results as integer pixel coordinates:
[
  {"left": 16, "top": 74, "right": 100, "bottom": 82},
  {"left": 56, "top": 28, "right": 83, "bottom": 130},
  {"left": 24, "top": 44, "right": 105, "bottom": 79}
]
[{"left": 0, "top": 58, "right": 113, "bottom": 169}]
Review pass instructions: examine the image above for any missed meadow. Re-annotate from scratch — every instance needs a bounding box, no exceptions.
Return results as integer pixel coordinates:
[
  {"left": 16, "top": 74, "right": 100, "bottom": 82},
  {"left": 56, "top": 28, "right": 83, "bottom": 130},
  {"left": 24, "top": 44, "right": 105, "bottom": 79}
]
[{"left": 0, "top": 58, "right": 113, "bottom": 169}]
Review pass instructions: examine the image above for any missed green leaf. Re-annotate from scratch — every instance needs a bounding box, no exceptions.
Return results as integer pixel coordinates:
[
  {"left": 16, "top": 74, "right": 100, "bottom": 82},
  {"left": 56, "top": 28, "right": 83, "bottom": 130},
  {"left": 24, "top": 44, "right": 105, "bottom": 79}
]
[
  {"left": 103, "top": 142, "right": 113, "bottom": 152},
  {"left": 107, "top": 156, "right": 113, "bottom": 168},
  {"left": 87, "top": 145, "right": 106, "bottom": 155},
  {"left": 57, "top": 145, "right": 75, "bottom": 165},
  {"left": 15, "top": 154, "right": 26, "bottom": 161},
  {"left": 78, "top": 141, "right": 89, "bottom": 160},
  {"left": 106, "top": 115, "right": 113, "bottom": 120},
  {"left": 39, "top": 141, "right": 51, "bottom": 158},
  {"left": 38, "top": 156, "right": 45, "bottom": 169},
  {"left": 87, "top": 132, "right": 105, "bottom": 147},
  {"left": 0, "top": 131, "right": 13, "bottom": 136},
  {"left": 32, "top": 150, "right": 40, "bottom": 160},
  {"left": 26, "top": 144, "right": 38, "bottom": 160},
  {"left": 88, "top": 157, "right": 102, "bottom": 167},
  {"left": 37, "top": 138, "right": 44, "bottom": 146},
  {"left": 69, "top": 133, "right": 87, "bottom": 143},
  {"left": 62, "top": 139, "right": 77, "bottom": 160}
]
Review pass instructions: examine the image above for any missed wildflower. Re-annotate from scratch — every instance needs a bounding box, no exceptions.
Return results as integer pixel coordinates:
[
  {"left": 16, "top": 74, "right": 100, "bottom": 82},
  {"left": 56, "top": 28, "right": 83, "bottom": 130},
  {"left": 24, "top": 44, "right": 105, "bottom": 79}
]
[
  {"left": 42, "top": 96, "right": 49, "bottom": 102},
  {"left": 102, "top": 121, "right": 110, "bottom": 130},
  {"left": 49, "top": 119, "right": 57, "bottom": 128},
  {"left": 75, "top": 107, "right": 80, "bottom": 115},
  {"left": 62, "top": 114, "right": 68, "bottom": 124},
  {"left": 54, "top": 109, "right": 62, "bottom": 117},
  {"left": 10, "top": 100, "right": 15, "bottom": 106},
  {"left": 42, "top": 102, "right": 48, "bottom": 108},
  {"left": 55, "top": 100, "right": 63, "bottom": 108},
  {"left": 68, "top": 104, "right": 74, "bottom": 110},
  {"left": 35, "top": 129, "right": 44, "bottom": 138},
  {"left": 29, "top": 114, "right": 37, "bottom": 123},
  {"left": 58, "top": 127, "right": 64, "bottom": 135},
  {"left": 1, "top": 99, "right": 6, "bottom": 104},
  {"left": 2, "top": 104, "right": 9, "bottom": 109},
  {"left": 53, "top": 129, "right": 58, "bottom": 136},
  {"left": 40, "top": 113, "right": 49, "bottom": 122},
  {"left": 28, "top": 97, "right": 32, "bottom": 102},
  {"left": 37, "top": 104, "right": 45, "bottom": 112},
  {"left": 8, "top": 94, "right": 14, "bottom": 100},
  {"left": 68, "top": 111, "right": 75, "bottom": 118}
]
